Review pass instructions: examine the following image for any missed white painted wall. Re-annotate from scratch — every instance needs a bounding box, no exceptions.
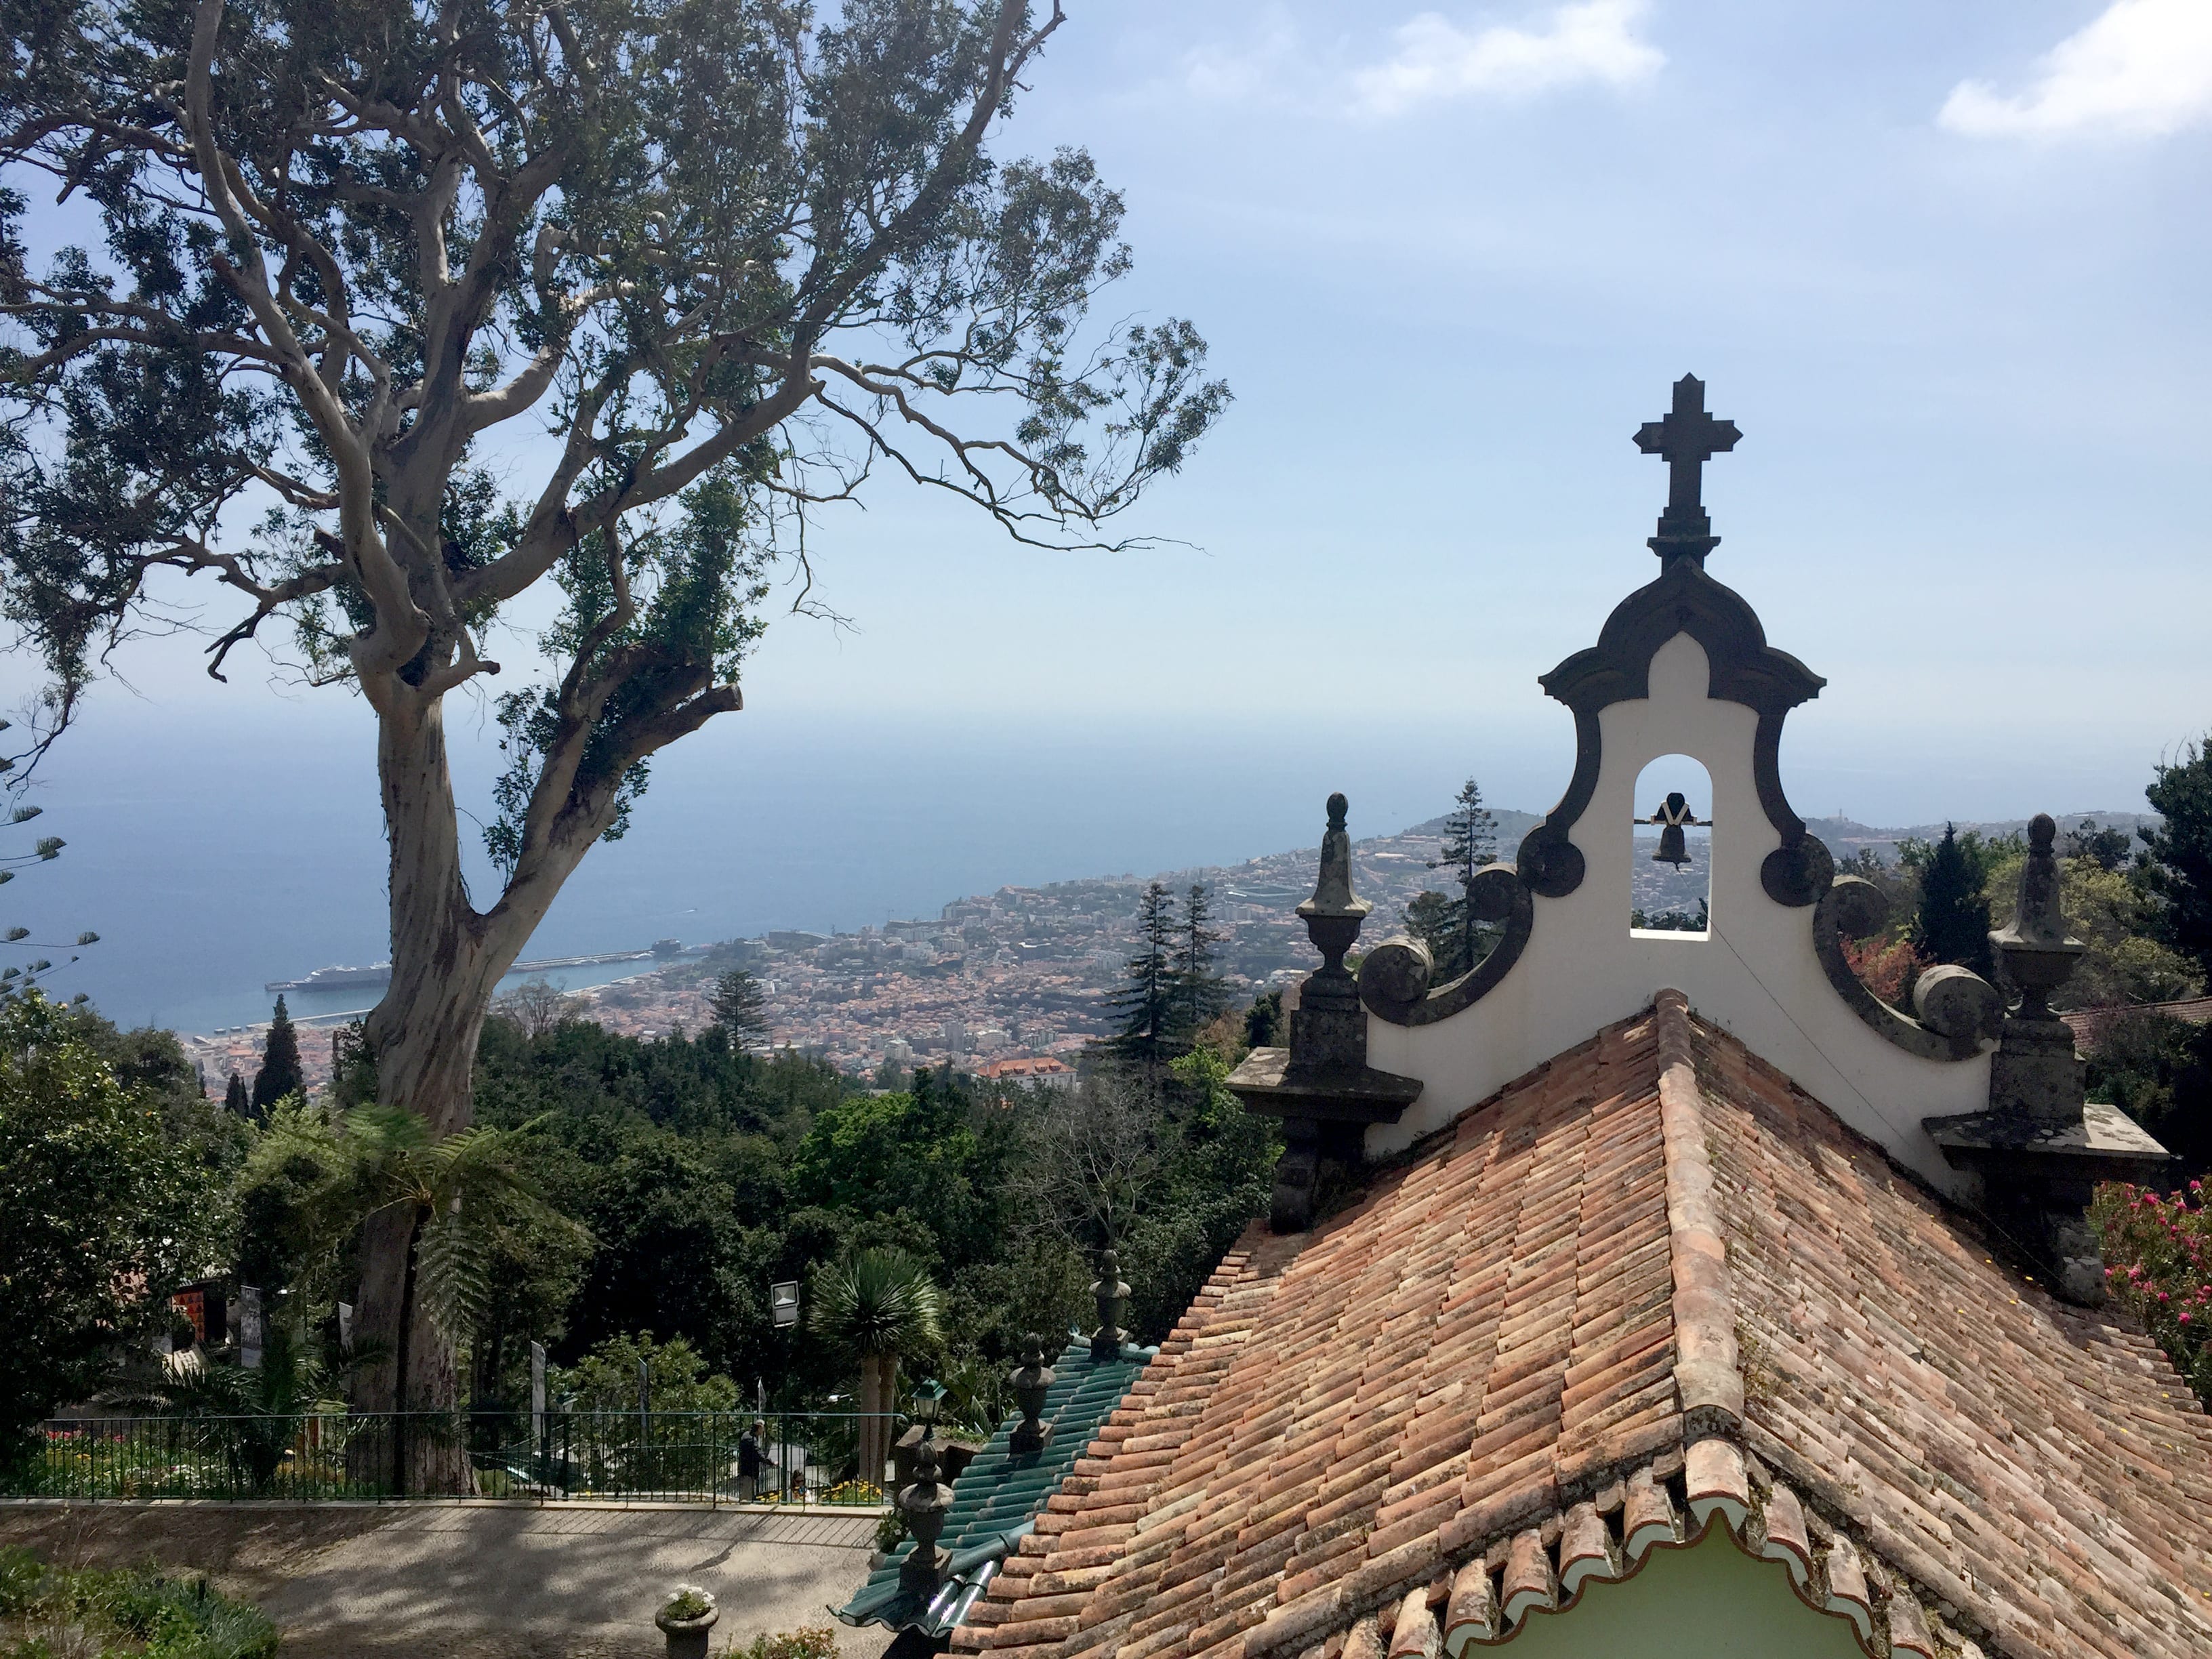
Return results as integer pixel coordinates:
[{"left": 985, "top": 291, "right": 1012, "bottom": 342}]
[{"left": 1367, "top": 631, "right": 1988, "bottom": 1194}]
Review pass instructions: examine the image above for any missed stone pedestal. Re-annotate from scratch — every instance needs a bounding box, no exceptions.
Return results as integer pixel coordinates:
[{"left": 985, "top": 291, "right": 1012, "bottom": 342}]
[{"left": 1226, "top": 794, "right": 1422, "bottom": 1233}]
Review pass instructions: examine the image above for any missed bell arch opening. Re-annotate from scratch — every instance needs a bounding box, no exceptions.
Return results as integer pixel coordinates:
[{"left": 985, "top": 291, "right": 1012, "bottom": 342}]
[{"left": 1631, "top": 754, "right": 1712, "bottom": 939}]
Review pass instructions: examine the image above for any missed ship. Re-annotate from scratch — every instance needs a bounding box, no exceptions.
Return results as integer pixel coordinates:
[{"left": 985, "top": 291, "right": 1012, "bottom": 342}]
[{"left": 266, "top": 947, "right": 660, "bottom": 994}]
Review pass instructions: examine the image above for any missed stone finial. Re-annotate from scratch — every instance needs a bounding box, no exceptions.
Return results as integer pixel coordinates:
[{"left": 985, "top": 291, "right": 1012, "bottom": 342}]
[
  {"left": 1297, "top": 793, "right": 1372, "bottom": 932},
  {"left": 896, "top": 1437, "right": 953, "bottom": 1593},
  {"left": 1008, "top": 1332, "right": 1054, "bottom": 1453},
  {"left": 1988, "top": 814, "right": 2089, "bottom": 1133},
  {"left": 1088, "top": 1250, "right": 1129, "bottom": 1361},
  {"left": 1991, "top": 814, "right": 2086, "bottom": 1015},
  {"left": 1224, "top": 793, "right": 1424, "bottom": 1235},
  {"left": 1926, "top": 811, "right": 2168, "bottom": 1307}
]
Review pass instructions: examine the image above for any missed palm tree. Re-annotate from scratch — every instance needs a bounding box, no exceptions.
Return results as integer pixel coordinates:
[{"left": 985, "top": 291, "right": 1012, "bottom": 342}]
[{"left": 805, "top": 1248, "right": 943, "bottom": 1488}]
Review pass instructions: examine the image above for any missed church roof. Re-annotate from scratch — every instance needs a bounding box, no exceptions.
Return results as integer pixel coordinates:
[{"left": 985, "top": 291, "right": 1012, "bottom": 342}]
[{"left": 951, "top": 992, "right": 2212, "bottom": 1659}]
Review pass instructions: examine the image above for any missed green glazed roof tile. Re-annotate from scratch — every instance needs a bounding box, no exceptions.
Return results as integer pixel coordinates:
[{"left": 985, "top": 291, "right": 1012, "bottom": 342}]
[{"left": 833, "top": 1336, "right": 1151, "bottom": 1637}]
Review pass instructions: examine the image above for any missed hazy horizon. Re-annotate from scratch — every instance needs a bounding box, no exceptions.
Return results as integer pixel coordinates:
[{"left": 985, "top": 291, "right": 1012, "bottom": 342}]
[{"left": 4, "top": 0, "right": 2207, "bottom": 1031}]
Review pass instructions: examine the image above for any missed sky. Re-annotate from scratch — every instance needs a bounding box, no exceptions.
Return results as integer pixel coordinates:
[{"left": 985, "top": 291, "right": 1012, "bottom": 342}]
[{"left": 5, "top": 0, "right": 2211, "bottom": 1019}]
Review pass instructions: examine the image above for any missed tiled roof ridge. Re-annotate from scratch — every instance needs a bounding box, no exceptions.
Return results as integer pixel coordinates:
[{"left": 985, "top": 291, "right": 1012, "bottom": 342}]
[{"left": 1653, "top": 987, "right": 1746, "bottom": 1444}]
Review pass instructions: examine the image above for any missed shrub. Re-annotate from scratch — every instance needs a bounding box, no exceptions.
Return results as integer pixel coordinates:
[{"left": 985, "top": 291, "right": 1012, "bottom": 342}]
[
  {"left": 0, "top": 1552, "right": 276, "bottom": 1659},
  {"left": 726, "top": 1626, "right": 840, "bottom": 1659},
  {"left": 2095, "top": 1181, "right": 2212, "bottom": 1404},
  {"left": 1843, "top": 935, "right": 1923, "bottom": 1006}
]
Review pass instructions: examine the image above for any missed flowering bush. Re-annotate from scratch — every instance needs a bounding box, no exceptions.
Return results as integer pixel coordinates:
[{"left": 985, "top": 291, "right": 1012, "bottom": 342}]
[
  {"left": 2095, "top": 1181, "right": 2212, "bottom": 1403},
  {"left": 1842, "top": 935, "right": 1924, "bottom": 1006}
]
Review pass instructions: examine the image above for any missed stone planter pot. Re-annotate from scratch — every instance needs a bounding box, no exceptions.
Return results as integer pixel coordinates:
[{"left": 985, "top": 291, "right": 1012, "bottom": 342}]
[{"left": 656, "top": 1605, "right": 719, "bottom": 1659}]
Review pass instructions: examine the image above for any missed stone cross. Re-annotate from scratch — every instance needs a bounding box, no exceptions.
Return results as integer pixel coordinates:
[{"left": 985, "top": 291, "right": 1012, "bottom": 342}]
[{"left": 1635, "top": 373, "right": 1740, "bottom": 562}]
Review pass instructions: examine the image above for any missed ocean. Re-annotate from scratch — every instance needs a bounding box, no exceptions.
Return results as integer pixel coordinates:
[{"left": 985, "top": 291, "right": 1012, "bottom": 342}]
[{"left": 7, "top": 700, "right": 1561, "bottom": 1035}]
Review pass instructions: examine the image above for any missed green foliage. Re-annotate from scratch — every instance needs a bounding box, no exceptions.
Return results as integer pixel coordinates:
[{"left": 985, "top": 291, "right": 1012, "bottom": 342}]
[
  {"left": 2095, "top": 1182, "right": 2212, "bottom": 1405},
  {"left": 0, "top": 0, "right": 1226, "bottom": 881},
  {"left": 1905, "top": 824, "right": 1997, "bottom": 979},
  {"left": 211, "top": 989, "right": 1276, "bottom": 1418},
  {"left": 806, "top": 1250, "right": 945, "bottom": 1362},
  {"left": 726, "top": 1627, "right": 840, "bottom": 1659},
  {"left": 248, "top": 996, "right": 301, "bottom": 1118},
  {"left": 1631, "top": 899, "right": 1708, "bottom": 933},
  {"left": 1418, "top": 778, "right": 1498, "bottom": 979},
  {"left": 0, "top": 994, "right": 234, "bottom": 1461},
  {"left": 223, "top": 1071, "right": 250, "bottom": 1117},
  {"left": 0, "top": 1549, "right": 276, "bottom": 1659},
  {"left": 2085, "top": 1014, "right": 2212, "bottom": 1177},
  {"left": 2142, "top": 740, "right": 2212, "bottom": 984},
  {"left": 555, "top": 1332, "right": 737, "bottom": 1415},
  {"left": 1243, "top": 990, "right": 1285, "bottom": 1050},
  {"left": 1107, "top": 882, "right": 1182, "bottom": 1069},
  {"left": 1175, "top": 884, "right": 1229, "bottom": 1033},
  {"left": 2064, "top": 819, "right": 2136, "bottom": 871},
  {"left": 1987, "top": 857, "right": 2202, "bottom": 1010},
  {"left": 710, "top": 968, "right": 772, "bottom": 1046}
]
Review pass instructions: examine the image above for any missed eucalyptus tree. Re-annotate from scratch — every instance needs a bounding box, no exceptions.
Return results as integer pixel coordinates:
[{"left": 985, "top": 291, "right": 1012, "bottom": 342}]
[{"left": 0, "top": 0, "right": 1227, "bottom": 1413}]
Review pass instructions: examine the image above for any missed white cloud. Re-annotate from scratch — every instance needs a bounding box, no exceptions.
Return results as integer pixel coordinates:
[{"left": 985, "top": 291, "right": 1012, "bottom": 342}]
[
  {"left": 1940, "top": 0, "right": 2212, "bottom": 140},
  {"left": 1179, "top": 19, "right": 1307, "bottom": 106},
  {"left": 1349, "top": 1, "right": 1664, "bottom": 117}
]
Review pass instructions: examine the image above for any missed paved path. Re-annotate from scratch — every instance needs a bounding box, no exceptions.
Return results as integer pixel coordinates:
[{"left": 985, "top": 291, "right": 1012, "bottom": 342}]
[{"left": 0, "top": 1502, "right": 893, "bottom": 1658}]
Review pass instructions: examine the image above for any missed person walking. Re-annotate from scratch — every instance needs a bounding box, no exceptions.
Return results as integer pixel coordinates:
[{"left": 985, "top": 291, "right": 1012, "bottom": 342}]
[{"left": 737, "top": 1420, "right": 766, "bottom": 1502}]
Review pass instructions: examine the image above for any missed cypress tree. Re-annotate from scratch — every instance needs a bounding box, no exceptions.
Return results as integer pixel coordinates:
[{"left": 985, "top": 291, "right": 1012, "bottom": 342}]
[
  {"left": 1912, "top": 825, "right": 1994, "bottom": 979},
  {"left": 224, "top": 1070, "right": 250, "bottom": 1118},
  {"left": 251, "top": 994, "right": 304, "bottom": 1114}
]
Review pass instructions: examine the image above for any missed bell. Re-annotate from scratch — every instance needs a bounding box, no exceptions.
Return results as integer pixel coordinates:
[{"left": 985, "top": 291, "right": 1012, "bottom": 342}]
[{"left": 1649, "top": 790, "right": 1696, "bottom": 868}]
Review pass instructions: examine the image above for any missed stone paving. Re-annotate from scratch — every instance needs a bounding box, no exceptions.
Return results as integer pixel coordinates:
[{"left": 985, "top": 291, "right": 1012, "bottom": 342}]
[{"left": 0, "top": 1500, "right": 891, "bottom": 1657}]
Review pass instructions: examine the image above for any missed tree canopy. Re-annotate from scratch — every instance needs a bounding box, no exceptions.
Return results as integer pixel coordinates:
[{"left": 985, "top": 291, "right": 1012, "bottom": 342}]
[
  {"left": 0, "top": 994, "right": 237, "bottom": 1458},
  {"left": 0, "top": 0, "right": 1227, "bottom": 1415}
]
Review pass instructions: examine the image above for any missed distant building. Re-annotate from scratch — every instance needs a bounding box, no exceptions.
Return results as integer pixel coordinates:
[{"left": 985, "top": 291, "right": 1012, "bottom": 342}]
[
  {"left": 941, "top": 1018, "right": 968, "bottom": 1053},
  {"left": 979, "top": 1056, "right": 1073, "bottom": 1090},
  {"left": 971, "top": 1026, "right": 1008, "bottom": 1052}
]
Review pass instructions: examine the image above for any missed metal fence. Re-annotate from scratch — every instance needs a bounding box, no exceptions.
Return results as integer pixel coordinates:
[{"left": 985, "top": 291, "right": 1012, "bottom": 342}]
[{"left": 14, "top": 1411, "right": 900, "bottom": 1504}]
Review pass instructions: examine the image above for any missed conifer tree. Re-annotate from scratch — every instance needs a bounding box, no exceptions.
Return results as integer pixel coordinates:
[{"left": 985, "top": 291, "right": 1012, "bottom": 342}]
[
  {"left": 251, "top": 996, "right": 304, "bottom": 1115},
  {"left": 1108, "top": 883, "right": 1181, "bottom": 1071},
  {"left": 710, "top": 968, "right": 773, "bottom": 1048},
  {"left": 1422, "top": 779, "right": 1498, "bottom": 978},
  {"left": 224, "top": 1071, "right": 251, "bottom": 1118},
  {"left": 1404, "top": 890, "right": 1457, "bottom": 969},
  {"left": 2142, "top": 741, "right": 2212, "bottom": 983},
  {"left": 1912, "top": 825, "right": 1994, "bottom": 979},
  {"left": 1174, "top": 885, "right": 1230, "bottom": 1035}
]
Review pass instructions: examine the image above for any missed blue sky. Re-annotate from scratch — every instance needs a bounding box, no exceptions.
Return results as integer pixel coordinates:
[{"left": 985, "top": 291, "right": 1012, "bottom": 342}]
[{"left": 7, "top": 0, "right": 2212, "bottom": 878}]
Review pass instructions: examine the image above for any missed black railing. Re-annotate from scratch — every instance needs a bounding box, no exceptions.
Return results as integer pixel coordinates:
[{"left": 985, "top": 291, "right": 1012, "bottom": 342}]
[{"left": 13, "top": 1411, "right": 899, "bottom": 1504}]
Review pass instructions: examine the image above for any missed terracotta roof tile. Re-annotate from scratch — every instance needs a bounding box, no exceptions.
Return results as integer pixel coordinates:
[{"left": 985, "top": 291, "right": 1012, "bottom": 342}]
[{"left": 958, "top": 994, "right": 2212, "bottom": 1659}]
